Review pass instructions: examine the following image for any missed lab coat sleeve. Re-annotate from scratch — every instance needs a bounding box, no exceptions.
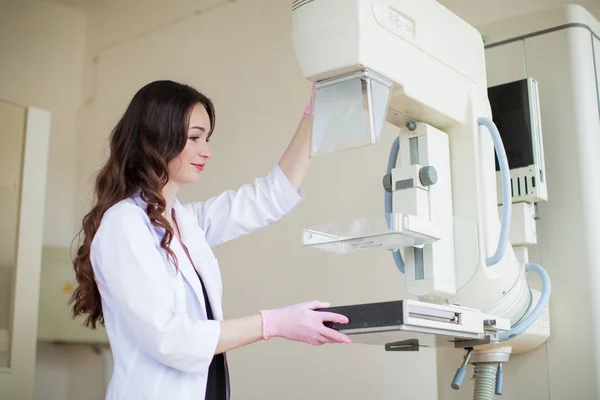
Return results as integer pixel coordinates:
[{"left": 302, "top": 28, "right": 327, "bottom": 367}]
[
  {"left": 91, "top": 204, "right": 220, "bottom": 373},
  {"left": 185, "top": 163, "right": 305, "bottom": 247}
]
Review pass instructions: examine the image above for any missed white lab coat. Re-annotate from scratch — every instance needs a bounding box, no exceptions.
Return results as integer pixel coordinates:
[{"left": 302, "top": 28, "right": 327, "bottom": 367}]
[{"left": 91, "top": 164, "right": 304, "bottom": 400}]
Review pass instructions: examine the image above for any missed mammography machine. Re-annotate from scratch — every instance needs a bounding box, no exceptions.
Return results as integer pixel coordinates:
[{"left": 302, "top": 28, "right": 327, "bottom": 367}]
[{"left": 291, "top": 0, "right": 552, "bottom": 397}]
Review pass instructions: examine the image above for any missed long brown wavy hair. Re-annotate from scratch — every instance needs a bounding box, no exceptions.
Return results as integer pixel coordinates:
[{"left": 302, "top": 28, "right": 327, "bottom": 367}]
[{"left": 69, "top": 80, "right": 216, "bottom": 329}]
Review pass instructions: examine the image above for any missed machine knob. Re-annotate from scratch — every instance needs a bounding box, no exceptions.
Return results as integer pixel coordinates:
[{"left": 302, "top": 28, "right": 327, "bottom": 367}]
[
  {"left": 382, "top": 173, "right": 393, "bottom": 192},
  {"left": 419, "top": 166, "right": 437, "bottom": 186},
  {"left": 406, "top": 121, "right": 417, "bottom": 131}
]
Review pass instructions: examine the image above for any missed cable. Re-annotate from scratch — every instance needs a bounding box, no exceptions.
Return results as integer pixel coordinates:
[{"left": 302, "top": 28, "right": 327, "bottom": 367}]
[
  {"left": 478, "top": 117, "right": 512, "bottom": 267},
  {"left": 499, "top": 262, "right": 551, "bottom": 341}
]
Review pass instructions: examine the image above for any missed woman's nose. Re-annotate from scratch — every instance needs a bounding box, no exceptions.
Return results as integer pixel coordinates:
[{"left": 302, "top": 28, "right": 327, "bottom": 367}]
[{"left": 200, "top": 144, "right": 212, "bottom": 158}]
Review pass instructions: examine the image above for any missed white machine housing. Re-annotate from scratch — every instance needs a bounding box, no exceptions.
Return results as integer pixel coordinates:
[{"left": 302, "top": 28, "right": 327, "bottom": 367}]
[
  {"left": 452, "top": 5, "right": 598, "bottom": 399},
  {"left": 294, "top": 0, "right": 546, "bottom": 353}
]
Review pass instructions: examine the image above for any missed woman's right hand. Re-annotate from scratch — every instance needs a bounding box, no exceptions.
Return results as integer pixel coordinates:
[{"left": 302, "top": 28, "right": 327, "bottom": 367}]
[{"left": 260, "top": 300, "right": 352, "bottom": 346}]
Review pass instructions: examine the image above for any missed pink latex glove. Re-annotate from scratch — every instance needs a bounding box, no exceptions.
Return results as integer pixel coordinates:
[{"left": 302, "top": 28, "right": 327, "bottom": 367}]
[
  {"left": 260, "top": 300, "right": 352, "bottom": 346},
  {"left": 304, "top": 82, "right": 316, "bottom": 115}
]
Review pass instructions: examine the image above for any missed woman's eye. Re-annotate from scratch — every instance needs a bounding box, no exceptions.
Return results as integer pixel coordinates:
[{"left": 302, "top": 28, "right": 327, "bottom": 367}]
[{"left": 189, "top": 136, "right": 199, "bottom": 142}]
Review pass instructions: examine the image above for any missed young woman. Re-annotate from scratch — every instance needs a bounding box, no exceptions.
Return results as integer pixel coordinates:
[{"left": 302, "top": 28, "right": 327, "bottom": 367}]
[{"left": 69, "top": 80, "right": 350, "bottom": 400}]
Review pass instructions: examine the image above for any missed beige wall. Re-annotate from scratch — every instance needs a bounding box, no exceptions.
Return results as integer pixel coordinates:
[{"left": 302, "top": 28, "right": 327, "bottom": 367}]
[
  {"left": 2, "top": 0, "right": 599, "bottom": 398},
  {"left": 0, "top": 0, "right": 85, "bottom": 247}
]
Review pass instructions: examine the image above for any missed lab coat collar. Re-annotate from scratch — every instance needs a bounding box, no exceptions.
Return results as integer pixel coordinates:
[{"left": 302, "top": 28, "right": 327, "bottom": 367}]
[{"left": 131, "top": 192, "right": 221, "bottom": 320}]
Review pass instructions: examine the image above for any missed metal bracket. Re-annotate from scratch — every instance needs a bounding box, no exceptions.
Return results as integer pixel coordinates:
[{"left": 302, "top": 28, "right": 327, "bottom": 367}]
[
  {"left": 385, "top": 338, "right": 420, "bottom": 352},
  {"left": 470, "top": 352, "right": 511, "bottom": 364},
  {"left": 453, "top": 336, "right": 492, "bottom": 349}
]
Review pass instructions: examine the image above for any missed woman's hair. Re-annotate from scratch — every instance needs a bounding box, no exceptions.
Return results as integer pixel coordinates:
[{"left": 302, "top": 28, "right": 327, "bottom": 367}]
[{"left": 69, "top": 80, "right": 216, "bottom": 329}]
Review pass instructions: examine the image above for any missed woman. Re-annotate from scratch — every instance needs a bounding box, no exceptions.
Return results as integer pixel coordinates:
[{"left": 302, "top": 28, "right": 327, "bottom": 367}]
[{"left": 69, "top": 80, "right": 351, "bottom": 400}]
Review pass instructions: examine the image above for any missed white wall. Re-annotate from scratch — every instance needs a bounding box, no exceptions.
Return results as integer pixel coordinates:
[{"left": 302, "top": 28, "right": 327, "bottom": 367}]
[{"left": 4, "top": 0, "right": 597, "bottom": 399}]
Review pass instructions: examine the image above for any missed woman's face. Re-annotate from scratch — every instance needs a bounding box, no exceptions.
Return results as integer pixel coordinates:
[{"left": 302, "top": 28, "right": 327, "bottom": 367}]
[{"left": 167, "top": 103, "right": 213, "bottom": 186}]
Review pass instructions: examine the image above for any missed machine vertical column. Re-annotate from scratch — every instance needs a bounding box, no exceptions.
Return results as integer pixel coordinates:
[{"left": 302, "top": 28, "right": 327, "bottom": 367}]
[{"left": 390, "top": 122, "right": 457, "bottom": 300}]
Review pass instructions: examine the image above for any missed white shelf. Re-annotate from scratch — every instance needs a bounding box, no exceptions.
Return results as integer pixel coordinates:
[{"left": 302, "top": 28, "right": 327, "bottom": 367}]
[{"left": 302, "top": 213, "right": 440, "bottom": 255}]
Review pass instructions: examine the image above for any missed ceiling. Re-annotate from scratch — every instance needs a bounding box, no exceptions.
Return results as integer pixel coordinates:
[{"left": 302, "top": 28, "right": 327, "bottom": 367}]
[{"left": 49, "top": 0, "right": 128, "bottom": 12}]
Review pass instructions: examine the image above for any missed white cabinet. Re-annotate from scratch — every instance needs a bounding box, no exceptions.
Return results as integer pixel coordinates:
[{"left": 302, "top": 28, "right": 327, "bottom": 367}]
[
  {"left": 478, "top": 5, "right": 600, "bottom": 400},
  {"left": 439, "top": 5, "right": 600, "bottom": 400},
  {"left": 0, "top": 101, "right": 26, "bottom": 367},
  {"left": 0, "top": 100, "right": 50, "bottom": 400},
  {"left": 485, "top": 41, "right": 528, "bottom": 87}
]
